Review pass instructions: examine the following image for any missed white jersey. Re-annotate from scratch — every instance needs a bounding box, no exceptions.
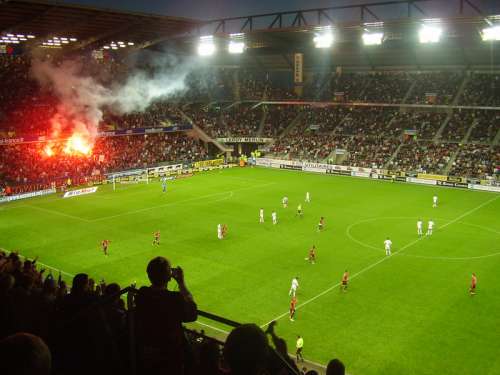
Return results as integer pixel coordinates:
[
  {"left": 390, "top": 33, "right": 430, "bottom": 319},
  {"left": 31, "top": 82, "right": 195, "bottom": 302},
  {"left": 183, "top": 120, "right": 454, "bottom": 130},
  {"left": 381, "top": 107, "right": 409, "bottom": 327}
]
[
  {"left": 272, "top": 212, "right": 277, "bottom": 223},
  {"left": 433, "top": 196, "right": 438, "bottom": 204},
  {"left": 217, "top": 224, "right": 222, "bottom": 239},
  {"left": 282, "top": 197, "right": 288, "bottom": 206},
  {"left": 417, "top": 221, "right": 423, "bottom": 229},
  {"left": 259, "top": 209, "right": 264, "bottom": 218},
  {"left": 428, "top": 220, "right": 434, "bottom": 229},
  {"left": 291, "top": 278, "right": 299, "bottom": 290},
  {"left": 384, "top": 239, "right": 392, "bottom": 250},
  {"left": 305, "top": 192, "right": 310, "bottom": 202}
]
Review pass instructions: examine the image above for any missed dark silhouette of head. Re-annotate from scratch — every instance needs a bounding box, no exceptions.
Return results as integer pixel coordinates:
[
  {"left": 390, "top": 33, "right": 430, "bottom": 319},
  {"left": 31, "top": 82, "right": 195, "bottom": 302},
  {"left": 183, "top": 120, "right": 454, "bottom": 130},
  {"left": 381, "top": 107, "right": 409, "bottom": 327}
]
[
  {"left": 224, "top": 324, "right": 270, "bottom": 375},
  {"left": 146, "top": 256, "right": 172, "bottom": 287},
  {"left": 326, "top": 358, "right": 345, "bottom": 375},
  {"left": 0, "top": 333, "right": 51, "bottom": 375}
]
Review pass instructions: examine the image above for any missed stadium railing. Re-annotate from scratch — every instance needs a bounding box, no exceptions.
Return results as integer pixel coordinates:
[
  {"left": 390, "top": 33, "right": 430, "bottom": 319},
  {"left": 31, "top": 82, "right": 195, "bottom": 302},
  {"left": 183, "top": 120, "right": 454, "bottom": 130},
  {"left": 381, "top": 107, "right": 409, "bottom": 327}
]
[{"left": 58, "top": 286, "right": 300, "bottom": 375}]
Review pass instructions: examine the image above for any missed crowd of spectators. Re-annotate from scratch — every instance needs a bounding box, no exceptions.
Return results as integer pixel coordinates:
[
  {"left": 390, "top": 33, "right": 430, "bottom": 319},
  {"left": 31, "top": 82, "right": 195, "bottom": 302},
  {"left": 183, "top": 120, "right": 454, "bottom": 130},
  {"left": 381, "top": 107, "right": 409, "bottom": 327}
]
[
  {"left": 0, "top": 252, "right": 345, "bottom": 375},
  {"left": 341, "top": 136, "right": 399, "bottom": 169},
  {"left": 468, "top": 110, "right": 499, "bottom": 143},
  {"left": 459, "top": 72, "right": 500, "bottom": 107},
  {"left": 387, "top": 140, "right": 459, "bottom": 174},
  {"left": 440, "top": 110, "right": 476, "bottom": 142},
  {"left": 449, "top": 144, "right": 499, "bottom": 178},
  {"left": 358, "top": 72, "right": 413, "bottom": 103},
  {"left": 262, "top": 105, "right": 300, "bottom": 137},
  {"left": 0, "top": 132, "right": 206, "bottom": 191},
  {"left": 391, "top": 111, "right": 446, "bottom": 140},
  {"left": 406, "top": 72, "right": 463, "bottom": 105}
]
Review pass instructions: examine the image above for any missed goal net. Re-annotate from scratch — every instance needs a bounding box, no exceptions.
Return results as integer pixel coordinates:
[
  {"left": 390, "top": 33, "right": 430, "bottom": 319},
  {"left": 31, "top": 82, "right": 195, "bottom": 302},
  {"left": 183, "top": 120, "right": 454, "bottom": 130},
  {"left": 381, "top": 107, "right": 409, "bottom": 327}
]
[{"left": 107, "top": 169, "right": 149, "bottom": 190}]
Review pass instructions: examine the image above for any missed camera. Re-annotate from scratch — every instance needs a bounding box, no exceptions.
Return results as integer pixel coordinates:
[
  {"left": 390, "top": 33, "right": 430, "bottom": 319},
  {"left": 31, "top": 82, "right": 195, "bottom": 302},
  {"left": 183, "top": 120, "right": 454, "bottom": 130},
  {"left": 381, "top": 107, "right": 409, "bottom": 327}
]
[{"left": 171, "top": 267, "right": 181, "bottom": 279}]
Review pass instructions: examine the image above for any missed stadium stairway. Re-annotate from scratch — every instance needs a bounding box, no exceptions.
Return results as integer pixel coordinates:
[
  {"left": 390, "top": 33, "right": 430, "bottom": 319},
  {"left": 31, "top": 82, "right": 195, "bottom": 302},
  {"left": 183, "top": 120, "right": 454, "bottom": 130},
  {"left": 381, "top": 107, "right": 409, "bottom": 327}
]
[
  {"left": 256, "top": 104, "right": 268, "bottom": 137},
  {"left": 179, "top": 110, "right": 233, "bottom": 154},
  {"left": 402, "top": 79, "right": 418, "bottom": 104},
  {"left": 279, "top": 110, "right": 305, "bottom": 138},
  {"left": 493, "top": 126, "right": 500, "bottom": 146},
  {"left": 443, "top": 119, "right": 478, "bottom": 174},
  {"left": 433, "top": 111, "right": 453, "bottom": 142},
  {"left": 451, "top": 72, "right": 471, "bottom": 105}
]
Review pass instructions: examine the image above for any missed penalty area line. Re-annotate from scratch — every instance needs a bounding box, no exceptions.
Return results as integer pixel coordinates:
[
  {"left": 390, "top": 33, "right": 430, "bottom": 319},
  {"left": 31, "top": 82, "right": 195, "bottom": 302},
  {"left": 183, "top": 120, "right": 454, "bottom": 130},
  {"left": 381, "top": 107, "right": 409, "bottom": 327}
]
[{"left": 260, "top": 194, "right": 500, "bottom": 329}]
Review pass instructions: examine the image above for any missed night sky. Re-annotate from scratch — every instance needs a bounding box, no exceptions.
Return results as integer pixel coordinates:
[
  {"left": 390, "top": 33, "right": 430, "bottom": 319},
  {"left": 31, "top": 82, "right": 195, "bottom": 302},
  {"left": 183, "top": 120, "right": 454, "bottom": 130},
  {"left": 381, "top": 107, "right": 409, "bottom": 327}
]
[{"left": 59, "top": 0, "right": 500, "bottom": 21}]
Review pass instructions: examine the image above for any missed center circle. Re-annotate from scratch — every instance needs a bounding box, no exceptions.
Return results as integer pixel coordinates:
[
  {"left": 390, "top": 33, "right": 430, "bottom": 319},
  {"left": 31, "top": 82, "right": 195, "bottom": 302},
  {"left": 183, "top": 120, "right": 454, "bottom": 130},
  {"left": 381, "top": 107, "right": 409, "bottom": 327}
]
[{"left": 346, "top": 216, "right": 500, "bottom": 261}]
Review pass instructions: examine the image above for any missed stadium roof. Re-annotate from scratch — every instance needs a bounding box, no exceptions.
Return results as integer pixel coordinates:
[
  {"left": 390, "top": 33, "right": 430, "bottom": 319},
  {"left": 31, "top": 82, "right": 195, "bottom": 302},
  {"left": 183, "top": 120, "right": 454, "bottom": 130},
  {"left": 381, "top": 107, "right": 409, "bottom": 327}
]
[
  {"left": 167, "top": 15, "right": 500, "bottom": 69},
  {"left": 0, "top": 0, "right": 201, "bottom": 50}
]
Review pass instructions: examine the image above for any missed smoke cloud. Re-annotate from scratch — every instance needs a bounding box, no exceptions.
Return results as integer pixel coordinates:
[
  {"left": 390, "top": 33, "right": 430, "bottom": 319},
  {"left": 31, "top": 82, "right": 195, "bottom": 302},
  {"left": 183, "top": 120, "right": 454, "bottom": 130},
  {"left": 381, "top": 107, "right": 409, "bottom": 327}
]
[{"left": 31, "top": 53, "right": 198, "bottom": 142}]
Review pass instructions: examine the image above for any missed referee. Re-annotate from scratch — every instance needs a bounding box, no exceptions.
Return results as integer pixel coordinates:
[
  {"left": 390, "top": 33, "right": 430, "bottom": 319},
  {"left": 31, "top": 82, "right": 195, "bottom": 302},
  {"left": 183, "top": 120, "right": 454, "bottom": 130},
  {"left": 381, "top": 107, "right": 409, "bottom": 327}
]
[{"left": 296, "top": 335, "right": 304, "bottom": 362}]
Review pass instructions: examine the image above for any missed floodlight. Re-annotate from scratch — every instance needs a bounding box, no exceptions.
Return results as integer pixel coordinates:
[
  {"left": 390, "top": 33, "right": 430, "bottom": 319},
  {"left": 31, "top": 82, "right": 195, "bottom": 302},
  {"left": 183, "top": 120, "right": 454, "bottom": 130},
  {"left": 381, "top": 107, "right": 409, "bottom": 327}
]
[
  {"left": 103, "top": 46, "right": 110, "bottom": 49},
  {"left": 419, "top": 24, "right": 442, "bottom": 44},
  {"left": 228, "top": 41, "right": 245, "bottom": 54},
  {"left": 127, "top": 42, "right": 134, "bottom": 46},
  {"left": 481, "top": 25, "right": 500, "bottom": 41},
  {"left": 363, "top": 32, "right": 384, "bottom": 45},
  {"left": 69, "top": 38, "right": 77, "bottom": 41},
  {"left": 313, "top": 31, "right": 334, "bottom": 48},
  {"left": 27, "top": 35, "right": 35, "bottom": 39},
  {"left": 197, "top": 36, "right": 216, "bottom": 56}
]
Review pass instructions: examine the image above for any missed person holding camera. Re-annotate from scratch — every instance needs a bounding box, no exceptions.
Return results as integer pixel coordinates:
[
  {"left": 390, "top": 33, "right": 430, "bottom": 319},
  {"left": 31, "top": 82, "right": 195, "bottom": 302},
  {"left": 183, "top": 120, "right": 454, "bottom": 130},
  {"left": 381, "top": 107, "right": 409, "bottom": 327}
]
[{"left": 135, "top": 256, "right": 197, "bottom": 375}]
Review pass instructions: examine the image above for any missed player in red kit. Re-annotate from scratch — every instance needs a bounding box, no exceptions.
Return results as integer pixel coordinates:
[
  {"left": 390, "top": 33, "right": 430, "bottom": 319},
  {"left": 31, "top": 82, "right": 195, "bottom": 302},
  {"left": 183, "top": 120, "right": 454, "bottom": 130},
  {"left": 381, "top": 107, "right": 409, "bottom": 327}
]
[
  {"left": 307, "top": 245, "right": 316, "bottom": 264},
  {"left": 289, "top": 296, "right": 297, "bottom": 321},
  {"left": 153, "top": 230, "right": 160, "bottom": 245},
  {"left": 341, "top": 270, "right": 349, "bottom": 292},
  {"left": 318, "top": 217, "right": 325, "bottom": 232},
  {"left": 469, "top": 273, "right": 477, "bottom": 295},
  {"left": 222, "top": 224, "right": 228, "bottom": 239},
  {"left": 101, "top": 239, "right": 110, "bottom": 256}
]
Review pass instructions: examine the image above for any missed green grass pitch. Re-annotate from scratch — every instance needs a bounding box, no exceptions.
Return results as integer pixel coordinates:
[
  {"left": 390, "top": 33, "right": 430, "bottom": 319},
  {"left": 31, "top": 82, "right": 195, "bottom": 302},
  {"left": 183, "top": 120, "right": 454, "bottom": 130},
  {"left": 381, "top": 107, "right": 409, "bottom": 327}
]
[{"left": 1, "top": 167, "right": 500, "bottom": 375}]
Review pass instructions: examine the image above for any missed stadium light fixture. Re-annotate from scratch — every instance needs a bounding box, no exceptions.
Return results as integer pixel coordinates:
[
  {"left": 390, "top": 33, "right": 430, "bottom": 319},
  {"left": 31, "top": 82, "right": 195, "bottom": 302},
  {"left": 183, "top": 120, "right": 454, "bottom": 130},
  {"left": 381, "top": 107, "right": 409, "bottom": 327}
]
[
  {"left": 419, "top": 24, "right": 442, "bottom": 44},
  {"left": 228, "top": 33, "right": 245, "bottom": 54},
  {"left": 313, "top": 28, "right": 334, "bottom": 48},
  {"left": 362, "top": 32, "right": 384, "bottom": 46},
  {"left": 197, "top": 36, "right": 216, "bottom": 56},
  {"left": 481, "top": 25, "right": 500, "bottom": 41}
]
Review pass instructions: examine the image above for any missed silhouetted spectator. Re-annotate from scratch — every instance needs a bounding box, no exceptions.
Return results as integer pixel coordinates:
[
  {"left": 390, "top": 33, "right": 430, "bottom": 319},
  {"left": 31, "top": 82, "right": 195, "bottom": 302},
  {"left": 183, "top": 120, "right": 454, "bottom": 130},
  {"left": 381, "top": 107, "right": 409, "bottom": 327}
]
[
  {"left": 0, "top": 333, "right": 51, "bottom": 375},
  {"left": 136, "top": 256, "right": 197, "bottom": 375}
]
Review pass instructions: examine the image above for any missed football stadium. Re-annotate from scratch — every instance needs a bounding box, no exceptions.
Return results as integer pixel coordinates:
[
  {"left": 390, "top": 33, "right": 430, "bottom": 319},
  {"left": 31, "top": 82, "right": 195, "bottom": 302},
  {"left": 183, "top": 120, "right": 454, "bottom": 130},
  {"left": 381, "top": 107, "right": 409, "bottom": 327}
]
[{"left": 0, "top": 0, "right": 499, "bottom": 374}]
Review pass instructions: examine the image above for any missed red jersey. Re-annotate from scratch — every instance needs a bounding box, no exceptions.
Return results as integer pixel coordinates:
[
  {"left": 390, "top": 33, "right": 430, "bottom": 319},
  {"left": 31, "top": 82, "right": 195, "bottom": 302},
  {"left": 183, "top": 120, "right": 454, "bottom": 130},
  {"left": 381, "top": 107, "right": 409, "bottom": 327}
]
[
  {"left": 309, "top": 248, "right": 315, "bottom": 258},
  {"left": 290, "top": 297, "right": 297, "bottom": 311},
  {"left": 155, "top": 231, "right": 160, "bottom": 239},
  {"left": 102, "top": 240, "right": 109, "bottom": 248},
  {"left": 471, "top": 275, "right": 477, "bottom": 287},
  {"left": 342, "top": 272, "right": 349, "bottom": 283}
]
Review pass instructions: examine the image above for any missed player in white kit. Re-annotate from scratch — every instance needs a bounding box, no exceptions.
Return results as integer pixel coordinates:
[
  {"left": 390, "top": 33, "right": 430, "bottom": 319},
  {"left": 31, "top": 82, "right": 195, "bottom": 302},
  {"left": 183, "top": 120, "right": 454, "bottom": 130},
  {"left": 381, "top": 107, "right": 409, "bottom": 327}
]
[
  {"left": 433, "top": 195, "right": 438, "bottom": 208},
  {"left": 305, "top": 192, "right": 310, "bottom": 203},
  {"left": 217, "top": 224, "right": 223, "bottom": 240},
  {"left": 282, "top": 196, "right": 288, "bottom": 208},
  {"left": 384, "top": 238, "right": 392, "bottom": 256},
  {"left": 259, "top": 208, "right": 264, "bottom": 223},
  {"left": 289, "top": 276, "right": 299, "bottom": 297},
  {"left": 426, "top": 219, "right": 434, "bottom": 236},
  {"left": 272, "top": 211, "right": 277, "bottom": 225},
  {"left": 417, "top": 219, "right": 423, "bottom": 236}
]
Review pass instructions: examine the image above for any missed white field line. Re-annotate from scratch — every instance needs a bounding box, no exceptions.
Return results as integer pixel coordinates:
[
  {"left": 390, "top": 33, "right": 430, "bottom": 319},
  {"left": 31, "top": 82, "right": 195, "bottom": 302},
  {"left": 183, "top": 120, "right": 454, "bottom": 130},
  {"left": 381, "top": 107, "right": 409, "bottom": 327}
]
[
  {"left": 91, "top": 182, "right": 276, "bottom": 222},
  {"left": 1, "top": 248, "right": 75, "bottom": 278},
  {"left": 260, "top": 194, "right": 499, "bottom": 328},
  {"left": 25, "top": 204, "right": 92, "bottom": 222}
]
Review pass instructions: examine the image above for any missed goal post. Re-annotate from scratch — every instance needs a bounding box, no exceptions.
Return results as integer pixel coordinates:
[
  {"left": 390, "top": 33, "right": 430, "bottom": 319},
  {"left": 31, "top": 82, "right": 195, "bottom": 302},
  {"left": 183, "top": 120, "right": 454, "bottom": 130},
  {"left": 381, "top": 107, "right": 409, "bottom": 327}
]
[{"left": 107, "top": 169, "right": 149, "bottom": 190}]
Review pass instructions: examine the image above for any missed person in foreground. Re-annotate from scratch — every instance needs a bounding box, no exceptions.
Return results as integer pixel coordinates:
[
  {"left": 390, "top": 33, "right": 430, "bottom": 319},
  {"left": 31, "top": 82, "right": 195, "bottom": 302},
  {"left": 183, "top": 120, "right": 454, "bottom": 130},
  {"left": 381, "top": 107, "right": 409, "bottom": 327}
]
[{"left": 135, "top": 256, "right": 197, "bottom": 375}]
